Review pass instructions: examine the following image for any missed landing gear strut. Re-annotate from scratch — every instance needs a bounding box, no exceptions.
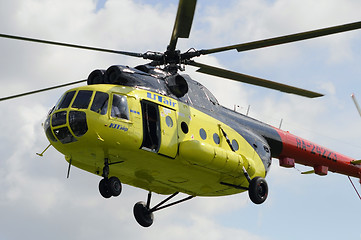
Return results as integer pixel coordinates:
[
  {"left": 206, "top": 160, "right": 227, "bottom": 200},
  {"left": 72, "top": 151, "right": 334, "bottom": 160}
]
[
  {"left": 98, "top": 158, "right": 122, "bottom": 198},
  {"left": 133, "top": 192, "right": 194, "bottom": 227},
  {"left": 220, "top": 126, "right": 269, "bottom": 205}
]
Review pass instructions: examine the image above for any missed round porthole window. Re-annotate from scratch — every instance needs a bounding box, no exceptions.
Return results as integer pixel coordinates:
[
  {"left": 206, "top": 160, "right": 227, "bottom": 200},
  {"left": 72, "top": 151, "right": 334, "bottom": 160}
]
[
  {"left": 181, "top": 122, "right": 189, "bottom": 134},
  {"left": 165, "top": 116, "right": 173, "bottom": 127},
  {"left": 199, "top": 128, "right": 207, "bottom": 140},
  {"left": 213, "top": 133, "right": 220, "bottom": 144},
  {"left": 232, "top": 139, "right": 239, "bottom": 151}
]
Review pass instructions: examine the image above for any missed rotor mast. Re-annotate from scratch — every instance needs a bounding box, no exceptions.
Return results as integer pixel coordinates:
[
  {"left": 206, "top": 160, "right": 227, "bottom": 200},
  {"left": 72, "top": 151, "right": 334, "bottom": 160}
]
[{"left": 164, "top": 0, "right": 198, "bottom": 73}]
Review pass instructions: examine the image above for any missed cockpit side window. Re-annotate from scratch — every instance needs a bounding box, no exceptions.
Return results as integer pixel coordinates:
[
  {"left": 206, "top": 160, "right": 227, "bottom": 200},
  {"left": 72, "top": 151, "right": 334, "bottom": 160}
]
[
  {"left": 56, "top": 91, "right": 76, "bottom": 110},
  {"left": 91, "top": 92, "right": 109, "bottom": 115},
  {"left": 72, "top": 90, "right": 93, "bottom": 109},
  {"left": 111, "top": 94, "right": 129, "bottom": 120}
]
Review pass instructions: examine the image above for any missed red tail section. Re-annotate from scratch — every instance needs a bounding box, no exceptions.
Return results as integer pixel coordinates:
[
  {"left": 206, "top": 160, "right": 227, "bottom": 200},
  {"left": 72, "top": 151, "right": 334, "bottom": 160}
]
[{"left": 274, "top": 128, "right": 361, "bottom": 180}]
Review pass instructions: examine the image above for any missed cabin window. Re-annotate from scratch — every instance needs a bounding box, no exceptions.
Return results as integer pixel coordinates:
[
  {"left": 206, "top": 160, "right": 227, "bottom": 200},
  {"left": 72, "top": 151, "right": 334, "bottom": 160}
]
[
  {"left": 111, "top": 94, "right": 129, "bottom": 120},
  {"left": 56, "top": 91, "right": 75, "bottom": 110},
  {"left": 91, "top": 91, "right": 109, "bottom": 115},
  {"left": 213, "top": 133, "right": 220, "bottom": 144},
  {"left": 165, "top": 116, "right": 173, "bottom": 128},
  {"left": 181, "top": 122, "right": 189, "bottom": 134},
  {"left": 72, "top": 90, "right": 93, "bottom": 109},
  {"left": 199, "top": 128, "right": 207, "bottom": 140},
  {"left": 232, "top": 139, "right": 239, "bottom": 151}
]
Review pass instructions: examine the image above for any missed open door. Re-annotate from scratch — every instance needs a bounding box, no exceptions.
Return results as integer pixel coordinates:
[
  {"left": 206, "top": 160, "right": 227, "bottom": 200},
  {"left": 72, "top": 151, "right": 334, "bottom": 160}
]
[
  {"left": 141, "top": 101, "right": 178, "bottom": 158},
  {"left": 158, "top": 105, "right": 178, "bottom": 158}
]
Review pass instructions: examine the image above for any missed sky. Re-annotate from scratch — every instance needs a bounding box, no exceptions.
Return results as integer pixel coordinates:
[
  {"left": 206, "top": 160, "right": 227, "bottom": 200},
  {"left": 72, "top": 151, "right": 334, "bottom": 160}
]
[{"left": 0, "top": 0, "right": 360, "bottom": 239}]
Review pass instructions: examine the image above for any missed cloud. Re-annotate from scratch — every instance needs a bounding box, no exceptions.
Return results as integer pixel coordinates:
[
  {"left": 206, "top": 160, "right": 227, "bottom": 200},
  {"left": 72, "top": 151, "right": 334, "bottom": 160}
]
[{"left": 0, "top": 0, "right": 360, "bottom": 239}]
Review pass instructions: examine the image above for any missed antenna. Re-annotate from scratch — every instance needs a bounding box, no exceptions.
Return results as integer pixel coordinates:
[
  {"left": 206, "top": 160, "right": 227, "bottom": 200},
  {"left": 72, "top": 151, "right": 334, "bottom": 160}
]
[
  {"left": 233, "top": 105, "right": 239, "bottom": 112},
  {"left": 279, "top": 118, "right": 283, "bottom": 129},
  {"left": 351, "top": 93, "right": 361, "bottom": 116},
  {"left": 246, "top": 105, "right": 250, "bottom": 116}
]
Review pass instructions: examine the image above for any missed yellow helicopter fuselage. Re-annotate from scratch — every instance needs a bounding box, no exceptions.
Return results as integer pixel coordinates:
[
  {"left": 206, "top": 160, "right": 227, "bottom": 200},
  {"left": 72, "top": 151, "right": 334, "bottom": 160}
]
[{"left": 45, "top": 84, "right": 265, "bottom": 197}]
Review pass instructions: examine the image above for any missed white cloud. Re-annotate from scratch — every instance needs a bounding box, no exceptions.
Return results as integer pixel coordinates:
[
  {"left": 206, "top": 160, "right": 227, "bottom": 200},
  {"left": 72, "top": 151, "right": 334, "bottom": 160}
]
[{"left": 0, "top": 0, "right": 360, "bottom": 239}]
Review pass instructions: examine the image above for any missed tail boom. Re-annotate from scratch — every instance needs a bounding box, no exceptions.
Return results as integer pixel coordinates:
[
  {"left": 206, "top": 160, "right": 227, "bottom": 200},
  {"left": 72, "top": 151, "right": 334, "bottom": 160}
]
[{"left": 274, "top": 128, "right": 361, "bottom": 179}]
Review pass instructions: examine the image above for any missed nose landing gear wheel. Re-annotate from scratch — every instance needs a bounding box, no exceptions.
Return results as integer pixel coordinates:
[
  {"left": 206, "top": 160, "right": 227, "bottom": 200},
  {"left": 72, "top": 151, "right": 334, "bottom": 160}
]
[
  {"left": 108, "top": 176, "right": 122, "bottom": 197},
  {"left": 248, "top": 177, "right": 268, "bottom": 204},
  {"left": 133, "top": 201, "right": 154, "bottom": 227},
  {"left": 98, "top": 177, "right": 122, "bottom": 198},
  {"left": 98, "top": 158, "right": 123, "bottom": 199},
  {"left": 99, "top": 178, "right": 112, "bottom": 198}
]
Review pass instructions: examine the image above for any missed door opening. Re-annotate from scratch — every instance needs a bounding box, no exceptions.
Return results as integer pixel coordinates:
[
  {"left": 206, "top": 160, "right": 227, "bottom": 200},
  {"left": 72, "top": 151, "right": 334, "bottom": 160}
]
[{"left": 141, "top": 101, "right": 160, "bottom": 152}]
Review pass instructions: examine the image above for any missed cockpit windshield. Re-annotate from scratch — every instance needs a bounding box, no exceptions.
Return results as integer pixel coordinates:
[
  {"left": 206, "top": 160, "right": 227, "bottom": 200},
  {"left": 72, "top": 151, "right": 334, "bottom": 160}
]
[
  {"left": 72, "top": 90, "right": 93, "bottom": 109},
  {"left": 47, "top": 89, "right": 130, "bottom": 145},
  {"left": 90, "top": 91, "right": 109, "bottom": 115},
  {"left": 54, "top": 90, "right": 129, "bottom": 120},
  {"left": 56, "top": 91, "right": 75, "bottom": 110}
]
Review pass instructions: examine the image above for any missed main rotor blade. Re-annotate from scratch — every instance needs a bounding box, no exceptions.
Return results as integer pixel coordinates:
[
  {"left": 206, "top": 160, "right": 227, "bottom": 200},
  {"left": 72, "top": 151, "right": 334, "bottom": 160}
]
[
  {"left": 200, "top": 21, "right": 361, "bottom": 55},
  {"left": 0, "top": 33, "right": 144, "bottom": 57},
  {"left": 0, "top": 79, "right": 86, "bottom": 102},
  {"left": 168, "top": 0, "right": 197, "bottom": 52},
  {"left": 189, "top": 61, "right": 323, "bottom": 98}
]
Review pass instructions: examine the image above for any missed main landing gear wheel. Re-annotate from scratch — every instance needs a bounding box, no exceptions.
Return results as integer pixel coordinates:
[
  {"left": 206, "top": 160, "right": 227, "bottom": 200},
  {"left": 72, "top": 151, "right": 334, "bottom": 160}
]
[
  {"left": 133, "top": 192, "right": 194, "bottom": 227},
  {"left": 248, "top": 177, "right": 268, "bottom": 204},
  {"left": 98, "top": 177, "right": 122, "bottom": 199},
  {"left": 133, "top": 201, "right": 154, "bottom": 227}
]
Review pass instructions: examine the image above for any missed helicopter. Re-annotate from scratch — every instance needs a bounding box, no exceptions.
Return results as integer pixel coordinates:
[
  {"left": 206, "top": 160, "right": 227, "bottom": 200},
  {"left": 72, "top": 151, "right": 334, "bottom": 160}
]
[{"left": 0, "top": 0, "right": 361, "bottom": 228}]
